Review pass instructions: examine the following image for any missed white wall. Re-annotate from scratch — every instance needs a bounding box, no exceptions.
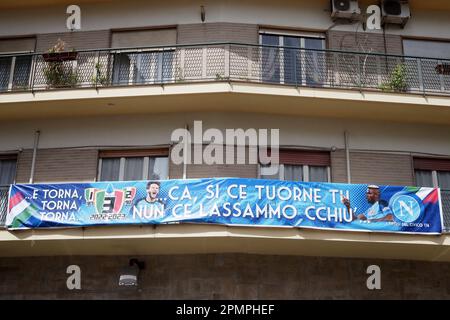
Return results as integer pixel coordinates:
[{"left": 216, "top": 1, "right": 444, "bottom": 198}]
[
  {"left": 0, "top": 112, "right": 449, "bottom": 156},
  {"left": 1, "top": 0, "right": 450, "bottom": 41}
]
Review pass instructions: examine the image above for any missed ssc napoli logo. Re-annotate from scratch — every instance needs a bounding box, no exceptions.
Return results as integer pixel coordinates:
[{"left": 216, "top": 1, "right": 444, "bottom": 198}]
[{"left": 390, "top": 194, "right": 422, "bottom": 223}]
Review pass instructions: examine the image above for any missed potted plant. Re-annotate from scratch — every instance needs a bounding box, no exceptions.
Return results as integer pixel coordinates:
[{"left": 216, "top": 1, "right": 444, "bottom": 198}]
[
  {"left": 42, "top": 39, "right": 79, "bottom": 88},
  {"left": 92, "top": 62, "right": 109, "bottom": 86},
  {"left": 379, "top": 63, "right": 408, "bottom": 93},
  {"left": 42, "top": 39, "right": 78, "bottom": 62}
]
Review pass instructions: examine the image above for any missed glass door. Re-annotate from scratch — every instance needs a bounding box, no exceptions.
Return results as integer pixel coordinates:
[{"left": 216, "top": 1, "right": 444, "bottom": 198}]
[{"left": 260, "top": 32, "right": 325, "bottom": 86}]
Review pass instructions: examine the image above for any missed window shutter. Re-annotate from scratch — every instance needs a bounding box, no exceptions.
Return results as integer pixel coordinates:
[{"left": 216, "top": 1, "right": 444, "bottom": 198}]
[
  {"left": 0, "top": 154, "right": 17, "bottom": 160},
  {"left": 111, "top": 29, "right": 177, "bottom": 48},
  {"left": 414, "top": 158, "right": 450, "bottom": 172},
  {"left": 278, "top": 150, "right": 330, "bottom": 166},
  {"left": 99, "top": 149, "right": 169, "bottom": 158},
  {"left": 0, "top": 37, "right": 36, "bottom": 53}
]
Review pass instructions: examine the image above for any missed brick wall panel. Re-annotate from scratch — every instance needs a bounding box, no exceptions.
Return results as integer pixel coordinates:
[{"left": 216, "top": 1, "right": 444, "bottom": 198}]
[
  {"left": 331, "top": 150, "right": 413, "bottom": 186},
  {"left": 1, "top": 254, "right": 450, "bottom": 299},
  {"left": 327, "top": 30, "right": 403, "bottom": 55},
  {"left": 177, "top": 23, "right": 258, "bottom": 44},
  {"left": 36, "top": 30, "right": 110, "bottom": 52},
  {"left": 349, "top": 152, "right": 414, "bottom": 186},
  {"left": 15, "top": 148, "right": 98, "bottom": 183}
]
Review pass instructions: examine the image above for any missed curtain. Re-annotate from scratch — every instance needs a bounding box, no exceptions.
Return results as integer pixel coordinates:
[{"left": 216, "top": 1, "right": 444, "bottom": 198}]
[
  {"left": 284, "top": 164, "right": 303, "bottom": 181},
  {"left": 100, "top": 158, "right": 120, "bottom": 181},
  {"left": 309, "top": 166, "right": 328, "bottom": 182},
  {"left": 438, "top": 171, "right": 450, "bottom": 190},
  {"left": 0, "top": 159, "right": 16, "bottom": 186},
  {"left": 415, "top": 170, "right": 434, "bottom": 187},
  {"left": 148, "top": 157, "right": 168, "bottom": 180},
  {"left": 124, "top": 157, "right": 144, "bottom": 181}
]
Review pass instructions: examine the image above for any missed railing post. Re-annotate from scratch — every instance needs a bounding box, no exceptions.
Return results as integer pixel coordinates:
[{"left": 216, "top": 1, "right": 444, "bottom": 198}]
[
  {"left": 160, "top": 49, "right": 165, "bottom": 84},
  {"left": 376, "top": 56, "right": 382, "bottom": 89},
  {"left": 417, "top": 58, "right": 425, "bottom": 95},
  {"left": 224, "top": 44, "right": 230, "bottom": 80},
  {"left": 30, "top": 54, "right": 38, "bottom": 92},
  {"left": 357, "top": 54, "right": 362, "bottom": 90},
  {"left": 247, "top": 46, "right": 252, "bottom": 81},
  {"left": 293, "top": 48, "right": 298, "bottom": 87},
  {"left": 332, "top": 52, "right": 338, "bottom": 88},
  {"left": 94, "top": 50, "right": 100, "bottom": 89},
  {"left": 7, "top": 56, "right": 16, "bottom": 91},
  {"left": 180, "top": 47, "right": 186, "bottom": 81},
  {"left": 439, "top": 59, "right": 445, "bottom": 93},
  {"left": 202, "top": 46, "right": 207, "bottom": 80}
]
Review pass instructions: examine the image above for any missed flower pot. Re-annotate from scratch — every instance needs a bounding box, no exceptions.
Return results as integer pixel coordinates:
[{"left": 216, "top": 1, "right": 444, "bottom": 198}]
[{"left": 43, "top": 52, "right": 78, "bottom": 62}]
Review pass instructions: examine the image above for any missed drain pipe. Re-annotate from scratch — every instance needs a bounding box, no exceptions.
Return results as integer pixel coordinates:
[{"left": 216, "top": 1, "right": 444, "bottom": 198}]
[
  {"left": 29, "top": 130, "right": 40, "bottom": 184},
  {"left": 344, "top": 131, "right": 351, "bottom": 184},
  {"left": 182, "top": 124, "right": 189, "bottom": 180}
]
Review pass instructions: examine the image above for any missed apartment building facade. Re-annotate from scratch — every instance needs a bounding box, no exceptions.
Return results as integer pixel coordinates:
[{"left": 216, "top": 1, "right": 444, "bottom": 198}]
[{"left": 0, "top": 0, "right": 450, "bottom": 299}]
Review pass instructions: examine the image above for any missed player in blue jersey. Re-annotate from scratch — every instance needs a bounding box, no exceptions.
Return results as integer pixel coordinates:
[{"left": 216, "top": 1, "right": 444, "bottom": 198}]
[
  {"left": 132, "top": 181, "right": 165, "bottom": 219},
  {"left": 342, "top": 185, "right": 394, "bottom": 222}
]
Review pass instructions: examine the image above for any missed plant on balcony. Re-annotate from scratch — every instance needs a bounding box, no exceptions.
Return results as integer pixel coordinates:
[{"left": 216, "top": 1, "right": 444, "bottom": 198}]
[
  {"left": 379, "top": 63, "right": 408, "bottom": 93},
  {"left": 215, "top": 73, "right": 229, "bottom": 81},
  {"left": 42, "top": 39, "right": 79, "bottom": 88},
  {"left": 91, "top": 62, "right": 109, "bottom": 86},
  {"left": 175, "top": 66, "right": 185, "bottom": 83},
  {"left": 42, "top": 39, "right": 78, "bottom": 62}
]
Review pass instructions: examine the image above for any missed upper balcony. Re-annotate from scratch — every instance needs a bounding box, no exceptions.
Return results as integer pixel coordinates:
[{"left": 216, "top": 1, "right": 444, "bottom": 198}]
[{"left": 1, "top": 43, "right": 450, "bottom": 123}]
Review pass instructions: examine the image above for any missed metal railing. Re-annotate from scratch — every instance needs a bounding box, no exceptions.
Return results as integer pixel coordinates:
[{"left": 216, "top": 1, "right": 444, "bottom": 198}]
[
  {"left": 442, "top": 190, "right": 450, "bottom": 233},
  {"left": 0, "top": 187, "right": 9, "bottom": 227},
  {"left": 1, "top": 42, "right": 450, "bottom": 95}
]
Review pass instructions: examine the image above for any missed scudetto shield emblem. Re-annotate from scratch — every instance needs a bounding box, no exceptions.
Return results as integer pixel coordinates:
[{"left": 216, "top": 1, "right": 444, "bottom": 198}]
[
  {"left": 95, "top": 190, "right": 125, "bottom": 214},
  {"left": 124, "top": 187, "right": 137, "bottom": 204}
]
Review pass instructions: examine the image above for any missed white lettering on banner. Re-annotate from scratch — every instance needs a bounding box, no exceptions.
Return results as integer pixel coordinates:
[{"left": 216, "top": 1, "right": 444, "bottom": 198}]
[
  {"left": 42, "top": 200, "right": 78, "bottom": 211},
  {"left": 398, "top": 201, "right": 415, "bottom": 217},
  {"left": 40, "top": 212, "right": 76, "bottom": 221},
  {"left": 305, "top": 206, "right": 353, "bottom": 223},
  {"left": 132, "top": 206, "right": 164, "bottom": 219},
  {"left": 42, "top": 189, "right": 79, "bottom": 199}
]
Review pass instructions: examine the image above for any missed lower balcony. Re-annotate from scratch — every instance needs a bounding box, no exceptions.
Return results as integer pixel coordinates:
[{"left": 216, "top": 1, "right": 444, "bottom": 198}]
[{"left": 1, "top": 184, "right": 450, "bottom": 261}]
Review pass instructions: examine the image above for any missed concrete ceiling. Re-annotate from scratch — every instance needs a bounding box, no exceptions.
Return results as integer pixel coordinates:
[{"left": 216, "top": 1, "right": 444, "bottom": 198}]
[
  {"left": 0, "top": 0, "right": 449, "bottom": 10},
  {"left": 1, "top": 83, "right": 450, "bottom": 125}
]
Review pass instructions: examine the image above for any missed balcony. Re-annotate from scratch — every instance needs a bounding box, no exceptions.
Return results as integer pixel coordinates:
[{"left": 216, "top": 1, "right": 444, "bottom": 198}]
[
  {"left": 1, "top": 43, "right": 450, "bottom": 96},
  {"left": 1, "top": 185, "right": 450, "bottom": 261},
  {"left": 1, "top": 185, "right": 450, "bottom": 231},
  {"left": 0, "top": 187, "right": 8, "bottom": 227}
]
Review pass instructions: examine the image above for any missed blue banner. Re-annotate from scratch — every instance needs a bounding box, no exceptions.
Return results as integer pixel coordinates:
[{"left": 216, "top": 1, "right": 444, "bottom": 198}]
[{"left": 6, "top": 178, "right": 443, "bottom": 234}]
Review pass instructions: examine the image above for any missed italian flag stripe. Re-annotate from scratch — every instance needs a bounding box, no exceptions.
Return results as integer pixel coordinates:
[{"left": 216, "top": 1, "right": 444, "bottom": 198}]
[
  {"left": 10, "top": 205, "right": 38, "bottom": 229},
  {"left": 5, "top": 198, "right": 30, "bottom": 226}
]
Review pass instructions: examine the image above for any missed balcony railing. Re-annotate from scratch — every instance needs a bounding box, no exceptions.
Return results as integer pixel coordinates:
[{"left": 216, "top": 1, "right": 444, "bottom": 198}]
[
  {"left": 1, "top": 43, "right": 450, "bottom": 95},
  {"left": 0, "top": 186, "right": 8, "bottom": 227},
  {"left": 0, "top": 186, "right": 450, "bottom": 232}
]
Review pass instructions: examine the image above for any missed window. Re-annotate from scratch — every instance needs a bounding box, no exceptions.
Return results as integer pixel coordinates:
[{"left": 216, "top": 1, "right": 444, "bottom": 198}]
[
  {"left": 112, "top": 50, "right": 174, "bottom": 85},
  {"left": 0, "top": 37, "right": 35, "bottom": 92},
  {"left": 403, "top": 39, "right": 450, "bottom": 91},
  {"left": 414, "top": 158, "right": 450, "bottom": 190},
  {"left": 111, "top": 29, "right": 177, "bottom": 85},
  {"left": 403, "top": 39, "right": 450, "bottom": 60},
  {"left": 259, "top": 150, "right": 330, "bottom": 182},
  {"left": 0, "top": 155, "right": 17, "bottom": 186},
  {"left": 98, "top": 149, "right": 169, "bottom": 181},
  {"left": 259, "top": 30, "right": 326, "bottom": 86}
]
